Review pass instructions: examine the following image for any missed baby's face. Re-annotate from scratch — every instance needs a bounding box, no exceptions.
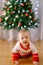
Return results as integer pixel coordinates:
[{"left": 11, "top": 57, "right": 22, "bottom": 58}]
[{"left": 18, "top": 32, "right": 30, "bottom": 44}]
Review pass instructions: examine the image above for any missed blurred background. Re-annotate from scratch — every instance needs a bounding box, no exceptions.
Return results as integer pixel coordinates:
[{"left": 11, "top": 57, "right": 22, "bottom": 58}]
[{"left": 0, "top": 0, "right": 43, "bottom": 41}]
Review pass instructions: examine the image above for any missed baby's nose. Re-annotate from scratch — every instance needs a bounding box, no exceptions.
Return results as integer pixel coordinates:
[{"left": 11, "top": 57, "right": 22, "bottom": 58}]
[{"left": 24, "top": 38, "right": 26, "bottom": 40}]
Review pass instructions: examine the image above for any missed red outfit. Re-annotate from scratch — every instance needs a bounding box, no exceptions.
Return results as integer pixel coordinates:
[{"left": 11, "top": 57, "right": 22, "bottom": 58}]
[{"left": 12, "top": 41, "right": 39, "bottom": 62}]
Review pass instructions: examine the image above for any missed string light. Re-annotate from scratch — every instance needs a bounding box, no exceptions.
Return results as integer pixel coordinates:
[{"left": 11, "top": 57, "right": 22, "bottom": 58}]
[
  {"left": 35, "top": 8, "right": 38, "bottom": 11},
  {"left": 35, "top": 12, "right": 38, "bottom": 15},
  {"left": 36, "top": 0, "right": 39, "bottom": 3},
  {"left": 36, "top": 0, "right": 39, "bottom": 7}
]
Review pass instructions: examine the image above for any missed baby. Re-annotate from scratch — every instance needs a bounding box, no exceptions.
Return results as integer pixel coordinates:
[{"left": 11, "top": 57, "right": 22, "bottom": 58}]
[{"left": 12, "top": 29, "right": 39, "bottom": 65}]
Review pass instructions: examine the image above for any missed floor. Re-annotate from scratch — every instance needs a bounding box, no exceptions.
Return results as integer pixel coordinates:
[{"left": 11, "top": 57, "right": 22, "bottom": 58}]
[{"left": 0, "top": 39, "right": 43, "bottom": 65}]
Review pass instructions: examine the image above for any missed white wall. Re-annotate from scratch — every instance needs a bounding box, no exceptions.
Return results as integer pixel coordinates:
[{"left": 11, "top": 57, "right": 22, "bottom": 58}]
[{"left": 40, "top": 0, "right": 43, "bottom": 40}]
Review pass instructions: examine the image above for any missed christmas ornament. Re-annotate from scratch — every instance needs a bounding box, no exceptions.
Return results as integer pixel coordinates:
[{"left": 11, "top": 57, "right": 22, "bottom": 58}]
[
  {"left": 5, "top": 6, "right": 8, "bottom": 9},
  {"left": 11, "top": 11, "right": 14, "bottom": 14},
  {"left": 2, "top": 11, "right": 6, "bottom": 16},
  {"left": 21, "top": 3, "right": 25, "bottom": 7},
  {"left": 22, "top": 10, "right": 25, "bottom": 12},
  {"left": 29, "top": 10, "right": 32, "bottom": 13},
  {"left": 15, "top": 15, "right": 19, "bottom": 18},
  {"left": 5, "top": 17, "right": 8, "bottom": 20},
  {"left": 29, "top": 16, "right": 32, "bottom": 18},
  {"left": 25, "top": 13, "right": 29, "bottom": 16},
  {"left": 33, "top": 18, "right": 36, "bottom": 21},
  {"left": 18, "top": 11, "right": 20, "bottom": 13},
  {"left": 0, "top": 18, "right": 2, "bottom": 22},
  {"left": 21, "top": 14, "right": 23, "bottom": 16}
]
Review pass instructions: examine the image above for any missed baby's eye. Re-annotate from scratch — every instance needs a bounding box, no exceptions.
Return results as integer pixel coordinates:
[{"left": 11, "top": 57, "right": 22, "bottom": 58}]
[
  {"left": 25, "top": 36, "right": 28, "bottom": 39},
  {"left": 21, "top": 37, "right": 24, "bottom": 39}
]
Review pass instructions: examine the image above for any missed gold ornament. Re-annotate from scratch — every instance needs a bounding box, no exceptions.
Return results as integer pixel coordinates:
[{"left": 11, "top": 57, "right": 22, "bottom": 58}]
[
  {"left": 21, "top": 14, "right": 23, "bottom": 16},
  {"left": 15, "top": 15, "right": 19, "bottom": 18},
  {"left": 5, "top": 6, "right": 8, "bottom": 9},
  {"left": 29, "top": 16, "right": 32, "bottom": 18}
]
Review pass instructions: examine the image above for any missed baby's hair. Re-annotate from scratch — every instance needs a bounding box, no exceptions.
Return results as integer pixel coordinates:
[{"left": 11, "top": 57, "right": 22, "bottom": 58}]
[{"left": 18, "top": 29, "right": 28, "bottom": 34}]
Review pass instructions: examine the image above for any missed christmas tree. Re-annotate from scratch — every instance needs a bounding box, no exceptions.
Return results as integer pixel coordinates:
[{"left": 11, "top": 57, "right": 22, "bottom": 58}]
[{"left": 0, "top": 0, "right": 39, "bottom": 30}]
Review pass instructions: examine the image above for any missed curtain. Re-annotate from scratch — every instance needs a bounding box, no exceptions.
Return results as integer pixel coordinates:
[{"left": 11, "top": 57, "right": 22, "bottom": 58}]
[{"left": 0, "top": 0, "right": 42, "bottom": 41}]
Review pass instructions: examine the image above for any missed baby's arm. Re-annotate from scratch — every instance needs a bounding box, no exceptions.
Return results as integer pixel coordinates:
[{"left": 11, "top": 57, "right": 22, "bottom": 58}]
[
  {"left": 30, "top": 41, "right": 39, "bottom": 65},
  {"left": 12, "top": 42, "right": 20, "bottom": 65},
  {"left": 12, "top": 52, "right": 20, "bottom": 65}
]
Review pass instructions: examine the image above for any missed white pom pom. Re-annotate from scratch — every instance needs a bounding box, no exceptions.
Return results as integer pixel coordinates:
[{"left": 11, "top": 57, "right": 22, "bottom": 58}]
[
  {"left": 4, "top": 22, "right": 7, "bottom": 25},
  {"left": 5, "top": 17, "right": 8, "bottom": 20}
]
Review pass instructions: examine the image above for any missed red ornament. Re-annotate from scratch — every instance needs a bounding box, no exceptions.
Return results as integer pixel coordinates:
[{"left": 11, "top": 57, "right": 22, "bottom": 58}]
[
  {"left": 33, "top": 18, "right": 36, "bottom": 21},
  {"left": 11, "top": 12, "right": 14, "bottom": 14},
  {"left": 0, "top": 18, "right": 2, "bottom": 23},
  {"left": 18, "top": 22, "right": 21, "bottom": 27},
  {"left": 25, "top": 13, "right": 29, "bottom": 16},
  {"left": 21, "top": 3, "right": 25, "bottom": 7},
  {"left": 29, "top": 10, "right": 32, "bottom": 12}
]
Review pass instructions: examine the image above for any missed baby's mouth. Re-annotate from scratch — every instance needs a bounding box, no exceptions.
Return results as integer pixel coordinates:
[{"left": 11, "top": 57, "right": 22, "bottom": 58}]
[{"left": 24, "top": 41, "right": 27, "bottom": 43}]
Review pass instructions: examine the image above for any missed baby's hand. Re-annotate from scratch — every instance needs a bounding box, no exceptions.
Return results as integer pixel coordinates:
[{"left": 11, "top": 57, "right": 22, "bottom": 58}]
[{"left": 15, "top": 61, "right": 20, "bottom": 65}]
